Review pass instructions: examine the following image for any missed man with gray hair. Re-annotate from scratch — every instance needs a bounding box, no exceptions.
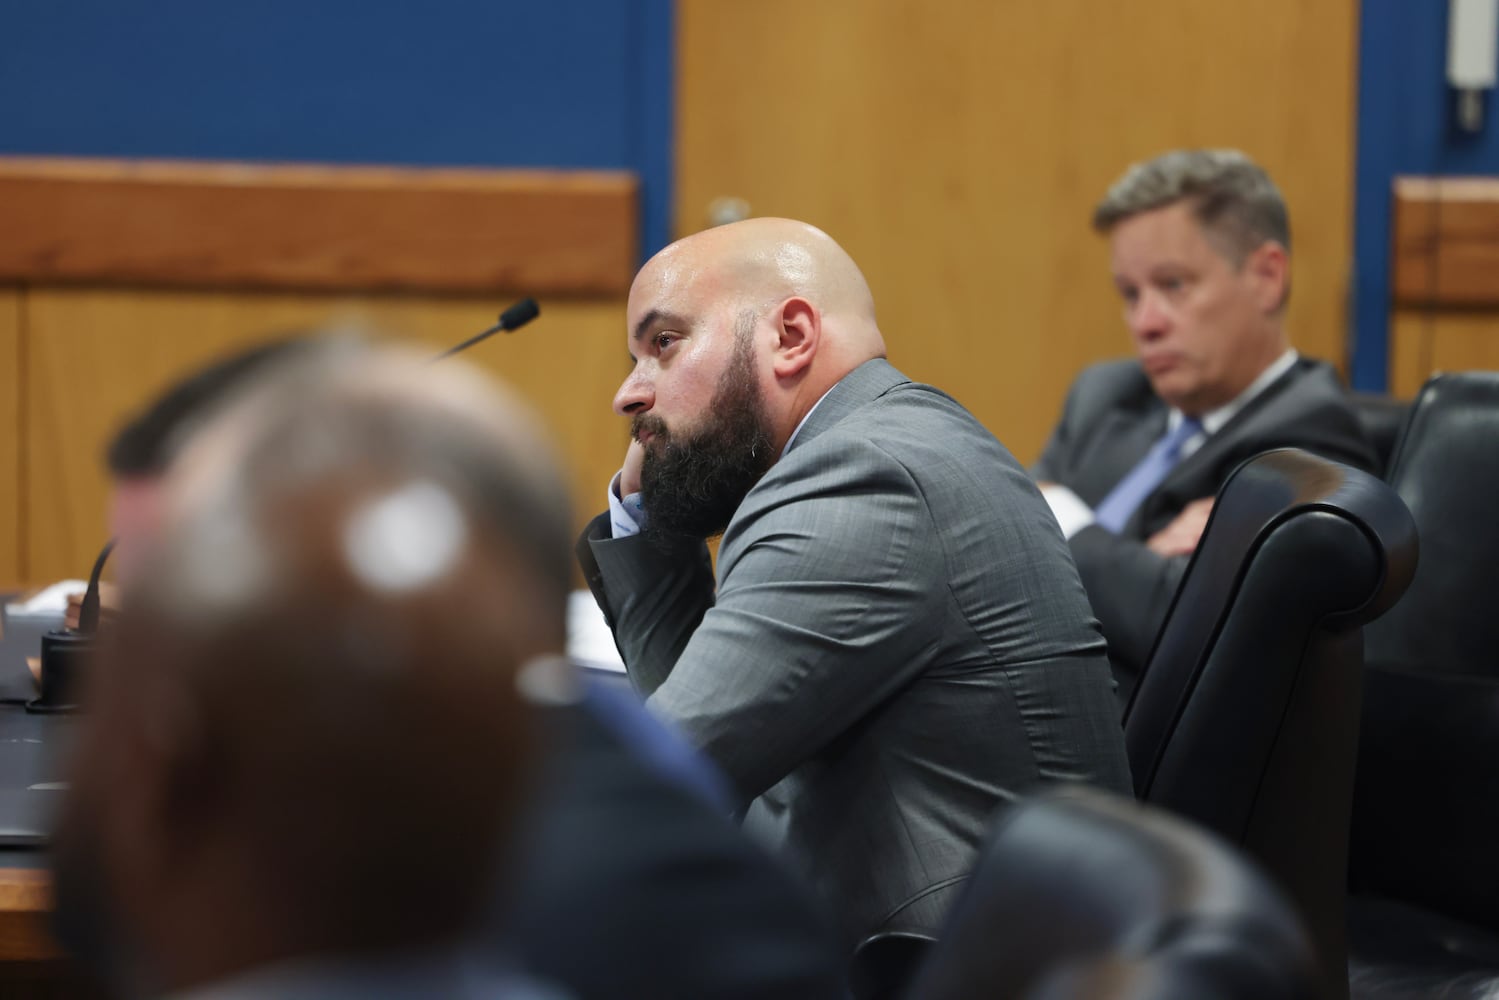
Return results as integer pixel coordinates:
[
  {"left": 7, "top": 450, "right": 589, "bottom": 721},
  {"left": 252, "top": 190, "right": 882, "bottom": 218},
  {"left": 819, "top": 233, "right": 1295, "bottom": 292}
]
[{"left": 1033, "top": 148, "right": 1376, "bottom": 701}]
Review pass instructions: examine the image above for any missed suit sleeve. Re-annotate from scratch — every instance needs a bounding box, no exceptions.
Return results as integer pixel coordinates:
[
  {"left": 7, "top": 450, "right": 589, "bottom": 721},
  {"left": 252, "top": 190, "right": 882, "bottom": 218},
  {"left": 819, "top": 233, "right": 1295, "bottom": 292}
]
[
  {"left": 579, "top": 513, "right": 718, "bottom": 697},
  {"left": 590, "top": 442, "right": 947, "bottom": 810},
  {"left": 1067, "top": 525, "right": 1187, "bottom": 679}
]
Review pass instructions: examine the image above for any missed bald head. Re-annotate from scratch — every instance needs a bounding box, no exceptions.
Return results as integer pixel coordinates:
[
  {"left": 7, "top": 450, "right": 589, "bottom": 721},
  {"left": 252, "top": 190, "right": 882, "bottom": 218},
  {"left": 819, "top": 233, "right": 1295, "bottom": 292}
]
[
  {"left": 618, "top": 218, "right": 887, "bottom": 460},
  {"left": 56, "top": 339, "right": 573, "bottom": 992},
  {"left": 651, "top": 217, "right": 876, "bottom": 318},
  {"left": 640, "top": 217, "right": 884, "bottom": 365}
]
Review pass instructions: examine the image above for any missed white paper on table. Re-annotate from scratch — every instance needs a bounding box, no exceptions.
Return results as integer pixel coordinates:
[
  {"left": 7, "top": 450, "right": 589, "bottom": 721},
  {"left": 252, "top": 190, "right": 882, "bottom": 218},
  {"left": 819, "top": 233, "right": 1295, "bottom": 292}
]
[
  {"left": 567, "top": 590, "right": 626, "bottom": 673},
  {"left": 5, "top": 580, "right": 88, "bottom": 617}
]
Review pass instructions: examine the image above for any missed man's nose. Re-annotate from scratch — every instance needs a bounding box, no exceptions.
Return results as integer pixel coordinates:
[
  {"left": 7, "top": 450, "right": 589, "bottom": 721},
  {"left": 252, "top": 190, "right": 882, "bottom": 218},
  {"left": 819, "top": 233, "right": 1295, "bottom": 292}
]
[
  {"left": 613, "top": 370, "right": 654, "bottom": 416},
  {"left": 1128, "top": 291, "right": 1171, "bottom": 342}
]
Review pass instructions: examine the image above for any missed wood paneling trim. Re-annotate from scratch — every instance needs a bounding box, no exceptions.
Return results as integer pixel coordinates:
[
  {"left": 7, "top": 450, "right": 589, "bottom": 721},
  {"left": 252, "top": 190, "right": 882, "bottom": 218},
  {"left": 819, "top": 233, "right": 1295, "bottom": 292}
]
[
  {"left": 1392, "top": 176, "right": 1499, "bottom": 307},
  {"left": 0, "top": 869, "right": 60, "bottom": 962},
  {"left": 0, "top": 157, "right": 638, "bottom": 295}
]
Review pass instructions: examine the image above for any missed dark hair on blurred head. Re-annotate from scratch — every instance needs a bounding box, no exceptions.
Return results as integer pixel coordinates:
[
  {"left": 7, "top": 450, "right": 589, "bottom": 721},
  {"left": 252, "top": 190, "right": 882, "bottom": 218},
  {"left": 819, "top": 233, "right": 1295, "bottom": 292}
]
[{"left": 105, "top": 337, "right": 318, "bottom": 478}]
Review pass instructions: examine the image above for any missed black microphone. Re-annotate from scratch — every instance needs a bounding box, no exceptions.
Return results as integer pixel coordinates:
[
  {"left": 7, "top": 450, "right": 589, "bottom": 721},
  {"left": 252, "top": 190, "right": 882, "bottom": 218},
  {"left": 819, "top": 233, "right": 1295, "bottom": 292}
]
[
  {"left": 30, "top": 537, "right": 115, "bottom": 714},
  {"left": 76, "top": 538, "right": 116, "bottom": 635},
  {"left": 435, "top": 298, "right": 541, "bottom": 360}
]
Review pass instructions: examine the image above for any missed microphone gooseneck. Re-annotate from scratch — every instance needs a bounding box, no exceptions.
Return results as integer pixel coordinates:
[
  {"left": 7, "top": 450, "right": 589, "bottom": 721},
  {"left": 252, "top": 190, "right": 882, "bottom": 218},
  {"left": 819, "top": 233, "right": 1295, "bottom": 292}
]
[
  {"left": 77, "top": 538, "right": 116, "bottom": 635},
  {"left": 435, "top": 297, "right": 541, "bottom": 360}
]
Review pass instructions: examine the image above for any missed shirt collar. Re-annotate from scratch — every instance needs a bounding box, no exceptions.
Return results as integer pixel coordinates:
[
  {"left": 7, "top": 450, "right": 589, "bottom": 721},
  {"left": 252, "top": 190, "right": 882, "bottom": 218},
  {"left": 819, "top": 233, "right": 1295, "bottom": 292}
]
[
  {"left": 1167, "top": 348, "right": 1298, "bottom": 438},
  {"left": 781, "top": 386, "right": 837, "bottom": 457}
]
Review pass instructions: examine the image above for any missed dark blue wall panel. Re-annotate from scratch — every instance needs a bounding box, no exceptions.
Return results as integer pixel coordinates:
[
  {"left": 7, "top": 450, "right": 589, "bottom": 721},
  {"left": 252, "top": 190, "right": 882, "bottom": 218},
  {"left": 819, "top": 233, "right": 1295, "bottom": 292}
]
[
  {"left": 0, "top": 0, "right": 673, "bottom": 258},
  {"left": 1354, "top": 0, "right": 1499, "bottom": 390}
]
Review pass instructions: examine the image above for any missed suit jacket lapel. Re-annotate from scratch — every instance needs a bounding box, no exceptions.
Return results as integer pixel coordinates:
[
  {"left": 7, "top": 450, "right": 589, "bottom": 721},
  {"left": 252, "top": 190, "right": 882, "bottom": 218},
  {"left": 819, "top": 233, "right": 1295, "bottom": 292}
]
[
  {"left": 1090, "top": 405, "right": 1168, "bottom": 503},
  {"left": 1135, "top": 362, "right": 1304, "bottom": 531}
]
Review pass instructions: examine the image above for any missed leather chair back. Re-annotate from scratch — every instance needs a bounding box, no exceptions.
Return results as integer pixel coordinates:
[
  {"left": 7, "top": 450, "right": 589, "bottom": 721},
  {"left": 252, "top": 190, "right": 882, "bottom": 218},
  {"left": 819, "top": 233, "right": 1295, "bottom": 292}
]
[
  {"left": 1124, "top": 448, "right": 1418, "bottom": 1000},
  {"left": 1351, "top": 370, "right": 1499, "bottom": 929},
  {"left": 903, "top": 787, "right": 1320, "bottom": 1000},
  {"left": 1348, "top": 391, "right": 1409, "bottom": 478}
]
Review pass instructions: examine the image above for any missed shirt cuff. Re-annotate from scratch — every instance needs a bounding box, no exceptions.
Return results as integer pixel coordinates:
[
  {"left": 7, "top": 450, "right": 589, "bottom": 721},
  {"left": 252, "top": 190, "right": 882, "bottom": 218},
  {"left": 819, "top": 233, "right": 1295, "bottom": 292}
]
[
  {"left": 1040, "top": 484, "right": 1096, "bottom": 540},
  {"left": 607, "top": 471, "right": 647, "bottom": 538}
]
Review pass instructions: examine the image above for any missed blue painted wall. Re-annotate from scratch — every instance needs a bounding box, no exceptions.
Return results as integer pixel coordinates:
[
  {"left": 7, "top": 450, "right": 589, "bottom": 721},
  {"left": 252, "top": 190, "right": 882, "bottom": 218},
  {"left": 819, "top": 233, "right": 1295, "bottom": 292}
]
[
  {"left": 0, "top": 0, "right": 674, "bottom": 260},
  {"left": 1354, "top": 0, "right": 1499, "bottom": 390}
]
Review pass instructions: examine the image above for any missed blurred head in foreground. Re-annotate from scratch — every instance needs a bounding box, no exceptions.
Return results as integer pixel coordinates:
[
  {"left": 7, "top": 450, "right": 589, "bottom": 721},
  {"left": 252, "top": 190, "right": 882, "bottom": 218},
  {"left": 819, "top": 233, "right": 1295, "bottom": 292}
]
[
  {"left": 104, "top": 337, "right": 323, "bottom": 579},
  {"left": 53, "top": 338, "right": 574, "bottom": 995}
]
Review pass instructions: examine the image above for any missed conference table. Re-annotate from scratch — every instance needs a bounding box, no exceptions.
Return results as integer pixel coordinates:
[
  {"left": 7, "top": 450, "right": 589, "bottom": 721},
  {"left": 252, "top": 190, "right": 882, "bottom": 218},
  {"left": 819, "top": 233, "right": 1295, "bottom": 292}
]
[{"left": 0, "top": 607, "right": 75, "bottom": 995}]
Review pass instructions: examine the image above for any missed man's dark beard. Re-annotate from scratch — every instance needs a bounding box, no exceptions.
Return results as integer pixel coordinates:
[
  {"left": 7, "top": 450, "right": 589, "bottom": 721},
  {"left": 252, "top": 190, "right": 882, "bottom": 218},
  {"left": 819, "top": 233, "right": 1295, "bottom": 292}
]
[{"left": 635, "top": 345, "right": 775, "bottom": 540}]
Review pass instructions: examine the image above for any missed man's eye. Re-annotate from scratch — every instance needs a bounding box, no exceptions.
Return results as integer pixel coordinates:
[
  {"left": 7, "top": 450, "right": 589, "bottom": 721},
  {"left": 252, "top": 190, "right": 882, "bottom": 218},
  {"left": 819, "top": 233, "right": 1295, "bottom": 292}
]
[
  {"left": 1119, "top": 288, "right": 1139, "bottom": 305},
  {"left": 655, "top": 332, "right": 677, "bottom": 352}
]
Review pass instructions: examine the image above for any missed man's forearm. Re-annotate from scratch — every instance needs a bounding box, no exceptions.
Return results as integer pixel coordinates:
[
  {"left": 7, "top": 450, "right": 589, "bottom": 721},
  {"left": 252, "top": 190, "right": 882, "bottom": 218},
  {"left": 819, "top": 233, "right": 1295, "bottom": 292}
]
[
  {"left": 581, "top": 522, "right": 716, "bottom": 696},
  {"left": 1070, "top": 525, "right": 1188, "bottom": 675}
]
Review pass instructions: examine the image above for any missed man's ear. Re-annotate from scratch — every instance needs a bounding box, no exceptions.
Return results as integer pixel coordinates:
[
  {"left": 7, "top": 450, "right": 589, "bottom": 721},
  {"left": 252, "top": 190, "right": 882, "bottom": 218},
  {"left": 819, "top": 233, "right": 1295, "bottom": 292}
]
[
  {"left": 1246, "top": 242, "right": 1290, "bottom": 314},
  {"left": 771, "top": 297, "right": 820, "bottom": 379}
]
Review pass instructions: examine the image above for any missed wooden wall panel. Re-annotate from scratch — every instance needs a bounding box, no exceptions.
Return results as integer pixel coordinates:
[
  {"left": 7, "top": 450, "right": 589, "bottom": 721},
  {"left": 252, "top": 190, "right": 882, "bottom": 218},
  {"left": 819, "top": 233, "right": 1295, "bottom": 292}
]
[
  {"left": 1390, "top": 310, "right": 1499, "bottom": 398},
  {"left": 0, "top": 158, "right": 637, "bottom": 296},
  {"left": 1389, "top": 178, "right": 1499, "bottom": 394},
  {"left": 1392, "top": 177, "right": 1499, "bottom": 308},
  {"left": 677, "top": 0, "right": 1358, "bottom": 464},
  {"left": 0, "top": 291, "right": 19, "bottom": 586},
  {"left": 24, "top": 289, "right": 627, "bottom": 583}
]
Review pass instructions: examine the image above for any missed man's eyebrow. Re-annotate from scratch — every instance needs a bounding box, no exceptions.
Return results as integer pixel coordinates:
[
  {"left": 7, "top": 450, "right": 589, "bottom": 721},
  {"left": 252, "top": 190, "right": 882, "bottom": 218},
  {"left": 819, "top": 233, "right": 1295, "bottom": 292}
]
[{"left": 632, "top": 308, "right": 689, "bottom": 343}]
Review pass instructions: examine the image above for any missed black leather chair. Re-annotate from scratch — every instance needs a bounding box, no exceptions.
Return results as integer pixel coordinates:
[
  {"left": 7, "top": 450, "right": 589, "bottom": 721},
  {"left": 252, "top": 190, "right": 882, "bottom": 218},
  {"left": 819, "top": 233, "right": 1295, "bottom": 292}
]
[
  {"left": 1348, "top": 391, "right": 1409, "bottom": 478},
  {"left": 849, "top": 932, "right": 932, "bottom": 1000},
  {"left": 900, "top": 787, "right": 1319, "bottom": 1000},
  {"left": 1348, "top": 371, "right": 1499, "bottom": 970},
  {"left": 1124, "top": 448, "right": 1418, "bottom": 1000}
]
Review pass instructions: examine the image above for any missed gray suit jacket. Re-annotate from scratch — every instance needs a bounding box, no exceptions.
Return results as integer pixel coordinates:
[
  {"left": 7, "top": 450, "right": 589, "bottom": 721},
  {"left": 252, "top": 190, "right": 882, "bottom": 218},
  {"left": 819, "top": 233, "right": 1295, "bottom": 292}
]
[
  {"left": 1032, "top": 357, "right": 1378, "bottom": 695},
  {"left": 580, "top": 359, "right": 1132, "bottom": 947}
]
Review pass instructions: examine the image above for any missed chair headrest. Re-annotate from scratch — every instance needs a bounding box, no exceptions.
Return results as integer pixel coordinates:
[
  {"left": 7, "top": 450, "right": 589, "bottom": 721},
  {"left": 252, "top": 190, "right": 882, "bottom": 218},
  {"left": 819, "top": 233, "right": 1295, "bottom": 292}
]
[{"left": 905, "top": 787, "right": 1319, "bottom": 1000}]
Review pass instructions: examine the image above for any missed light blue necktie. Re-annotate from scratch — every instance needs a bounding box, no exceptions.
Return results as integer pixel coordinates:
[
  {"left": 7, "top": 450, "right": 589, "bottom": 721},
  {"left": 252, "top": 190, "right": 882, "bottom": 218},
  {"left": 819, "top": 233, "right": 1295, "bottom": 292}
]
[{"left": 1093, "top": 417, "right": 1204, "bottom": 533}]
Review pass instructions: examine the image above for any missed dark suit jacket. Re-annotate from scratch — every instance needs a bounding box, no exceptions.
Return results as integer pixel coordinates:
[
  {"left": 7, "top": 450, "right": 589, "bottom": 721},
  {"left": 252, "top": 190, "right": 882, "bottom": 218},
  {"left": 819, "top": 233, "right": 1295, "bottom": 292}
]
[
  {"left": 579, "top": 359, "right": 1132, "bottom": 949},
  {"left": 498, "top": 689, "right": 845, "bottom": 1000},
  {"left": 1032, "top": 357, "right": 1378, "bottom": 697}
]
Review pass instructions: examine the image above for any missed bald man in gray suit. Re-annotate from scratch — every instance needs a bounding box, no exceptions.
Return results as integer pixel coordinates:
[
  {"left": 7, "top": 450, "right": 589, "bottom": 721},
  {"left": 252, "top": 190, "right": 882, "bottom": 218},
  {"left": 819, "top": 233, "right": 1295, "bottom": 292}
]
[{"left": 578, "top": 219, "right": 1132, "bottom": 952}]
